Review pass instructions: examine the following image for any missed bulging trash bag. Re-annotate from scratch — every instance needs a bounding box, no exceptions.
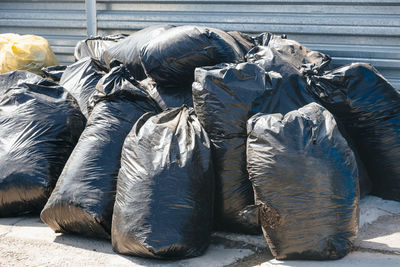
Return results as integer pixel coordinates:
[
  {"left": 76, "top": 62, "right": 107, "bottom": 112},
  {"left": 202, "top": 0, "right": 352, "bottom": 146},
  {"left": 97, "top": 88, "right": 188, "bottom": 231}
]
[
  {"left": 103, "top": 25, "right": 174, "bottom": 80},
  {"left": 41, "top": 66, "right": 159, "bottom": 239},
  {"left": 307, "top": 63, "right": 400, "bottom": 201},
  {"left": 248, "top": 44, "right": 371, "bottom": 196},
  {"left": 112, "top": 106, "right": 214, "bottom": 259},
  {"left": 140, "top": 78, "right": 193, "bottom": 110},
  {"left": 193, "top": 62, "right": 272, "bottom": 234},
  {"left": 0, "top": 71, "right": 85, "bottom": 217},
  {"left": 246, "top": 103, "right": 359, "bottom": 260},
  {"left": 59, "top": 57, "right": 108, "bottom": 118},
  {"left": 0, "top": 33, "right": 58, "bottom": 75},
  {"left": 141, "top": 25, "right": 244, "bottom": 88},
  {"left": 74, "top": 34, "right": 128, "bottom": 64},
  {"left": 41, "top": 65, "right": 67, "bottom": 82}
]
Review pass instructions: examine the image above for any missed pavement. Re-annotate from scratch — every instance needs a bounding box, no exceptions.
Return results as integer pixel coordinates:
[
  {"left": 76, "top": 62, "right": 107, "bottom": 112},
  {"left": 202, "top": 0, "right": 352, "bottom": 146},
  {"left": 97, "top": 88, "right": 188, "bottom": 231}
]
[{"left": 0, "top": 195, "right": 399, "bottom": 267}]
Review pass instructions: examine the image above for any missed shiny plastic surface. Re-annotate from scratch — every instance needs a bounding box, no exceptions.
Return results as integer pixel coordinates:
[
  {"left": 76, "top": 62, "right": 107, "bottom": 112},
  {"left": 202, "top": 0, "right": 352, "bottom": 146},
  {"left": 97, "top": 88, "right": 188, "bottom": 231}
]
[
  {"left": 140, "top": 78, "right": 193, "bottom": 110},
  {"left": 0, "top": 70, "right": 42, "bottom": 89},
  {"left": 0, "top": 71, "right": 85, "bottom": 217},
  {"left": 210, "top": 136, "right": 258, "bottom": 233},
  {"left": 74, "top": 34, "right": 128, "bottom": 64},
  {"left": 307, "top": 63, "right": 400, "bottom": 201},
  {"left": 246, "top": 103, "right": 359, "bottom": 260},
  {"left": 193, "top": 62, "right": 274, "bottom": 234},
  {"left": 227, "top": 31, "right": 256, "bottom": 55},
  {"left": 59, "top": 57, "right": 107, "bottom": 118},
  {"left": 140, "top": 26, "right": 243, "bottom": 88},
  {"left": 246, "top": 45, "right": 323, "bottom": 116},
  {"left": 40, "top": 66, "right": 160, "bottom": 239},
  {"left": 193, "top": 62, "right": 273, "bottom": 139},
  {"left": 112, "top": 107, "right": 214, "bottom": 259},
  {"left": 41, "top": 65, "right": 67, "bottom": 82},
  {"left": 104, "top": 25, "right": 174, "bottom": 80}
]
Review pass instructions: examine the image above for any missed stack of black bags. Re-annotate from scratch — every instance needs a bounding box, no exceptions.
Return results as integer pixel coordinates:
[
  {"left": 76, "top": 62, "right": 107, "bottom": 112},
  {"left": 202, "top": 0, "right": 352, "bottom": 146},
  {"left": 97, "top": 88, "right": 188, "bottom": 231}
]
[{"left": 1, "top": 25, "right": 398, "bottom": 261}]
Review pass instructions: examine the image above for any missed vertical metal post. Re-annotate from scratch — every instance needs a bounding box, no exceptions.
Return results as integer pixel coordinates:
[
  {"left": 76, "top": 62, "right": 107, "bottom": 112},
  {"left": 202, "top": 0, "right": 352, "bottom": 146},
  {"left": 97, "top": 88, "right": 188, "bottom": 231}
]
[{"left": 85, "top": 0, "right": 97, "bottom": 36}]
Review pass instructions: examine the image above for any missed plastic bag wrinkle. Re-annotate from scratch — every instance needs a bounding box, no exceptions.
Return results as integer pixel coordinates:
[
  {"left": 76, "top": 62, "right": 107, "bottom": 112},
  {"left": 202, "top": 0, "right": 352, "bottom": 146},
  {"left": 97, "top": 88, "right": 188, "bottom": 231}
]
[
  {"left": 307, "top": 63, "right": 400, "bottom": 201},
  {"left": 112, "top": 106, "right": 214, "bottom": 259},
  {"left": 41, "top": 66, "right": 160, "bottom": 238},
  {"left": 246, "top": 103, "right": 359, "bottom": 260},
  {"left": 141, "top": 26, "right": 244, "bottom": 88},
  {"left": 0, "top": 71, "right": 85, "bottom": 217},
  {"left": 59, "top": 57, "right": 108, "bottom": 118}
]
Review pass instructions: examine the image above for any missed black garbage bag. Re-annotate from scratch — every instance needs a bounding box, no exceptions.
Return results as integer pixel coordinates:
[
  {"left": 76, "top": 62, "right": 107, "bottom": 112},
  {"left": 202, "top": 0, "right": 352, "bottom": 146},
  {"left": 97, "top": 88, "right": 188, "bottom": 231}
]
[
  {"left": 193, "top": 62, "right": 271, "bottom": 234},
  {"left": 246, "top": 102, "right": 359, "bottom": 260},
  {"left": 227, "top": 31, "right": 256, "bottom": 55},
  {"left": 59, "top": 57, "right": 108, "bottom": 118},
  {"left": 74, "top": 34, "right": 128, "bottom": 64},
  {"left": 41, "top": 65, "right": 67, "bottom": 82},
  {"left": 0, "top": 70, "right": 42, "bottom": 90},
  {"left": 41, "top": 66, "right": 160, "bottom": 239},
  {"left": 112, "top": 106, "right": 214, "bottom": 259},
  {"left": 307, "top": 63, "right": 400, "bottom": 201},
  {"left": 210, "top": 136, "right": 255, "bottom": 232},
  {"left": 193, "top": 62, "right": 273, "bottom": 139},
  {"left": 141, "top": 25, "right": 244, "bottom": 88},
  {"left": 334, "top": 123, "right": 372, "bottom": 197},
  {"left": 248, "top": 44, "right": 371, "bottom": 196},
  {"left": 103, "top": 25, "right": 174, "bottom": 80},
  {"left": 140, "top": 78, "right": 193, "bottom": 110},
  {"left": 0, "top": 71, "right": 85, "bottom": 217}
]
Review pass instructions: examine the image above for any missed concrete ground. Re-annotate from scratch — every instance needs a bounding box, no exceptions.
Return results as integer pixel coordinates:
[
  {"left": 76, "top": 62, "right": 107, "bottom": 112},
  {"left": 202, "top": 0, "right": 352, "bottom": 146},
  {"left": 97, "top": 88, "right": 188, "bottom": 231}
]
[{"left": 0, "top": 195, "right": 399, "bottom": 267}]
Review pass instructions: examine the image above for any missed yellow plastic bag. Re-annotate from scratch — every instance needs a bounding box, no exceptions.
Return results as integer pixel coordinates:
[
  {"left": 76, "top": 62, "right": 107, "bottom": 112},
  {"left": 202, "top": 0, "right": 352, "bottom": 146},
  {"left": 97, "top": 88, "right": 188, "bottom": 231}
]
[{"left": 0, "top": 33, "right": 58, "bottom": 75}]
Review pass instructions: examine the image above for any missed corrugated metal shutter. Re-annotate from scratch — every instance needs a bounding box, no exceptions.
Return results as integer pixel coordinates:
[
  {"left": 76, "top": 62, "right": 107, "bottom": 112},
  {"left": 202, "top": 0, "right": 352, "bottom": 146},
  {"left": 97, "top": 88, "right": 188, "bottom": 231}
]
[
  {"left": 1, "top": 1, "right": 399, "bottom": 89},
  {"left": 0, "top": 0, "right": 87, "bottom": 65},
  {"left": 96, "top": 0, "right": 400, "bottom": 89}
]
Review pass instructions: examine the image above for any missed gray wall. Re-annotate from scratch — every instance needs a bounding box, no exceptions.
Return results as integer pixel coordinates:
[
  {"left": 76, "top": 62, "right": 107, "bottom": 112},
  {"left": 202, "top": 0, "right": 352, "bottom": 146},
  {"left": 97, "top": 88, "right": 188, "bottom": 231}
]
[
  {"left": 0, "top": 0, "right": 86, "bottom": 65},
  {"left": 1, "top": 0, "right": 399, "bottom": 88}
]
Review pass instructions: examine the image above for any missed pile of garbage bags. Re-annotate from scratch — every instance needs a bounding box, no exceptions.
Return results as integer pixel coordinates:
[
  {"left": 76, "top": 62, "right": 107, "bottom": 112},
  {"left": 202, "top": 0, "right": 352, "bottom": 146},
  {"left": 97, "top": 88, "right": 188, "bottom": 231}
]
[
  {"left": 0, "top": 25, "right": 398, "bottom": 262},
  {"left": 41, "top": 66, "right": 160, "bottom": 239}
]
